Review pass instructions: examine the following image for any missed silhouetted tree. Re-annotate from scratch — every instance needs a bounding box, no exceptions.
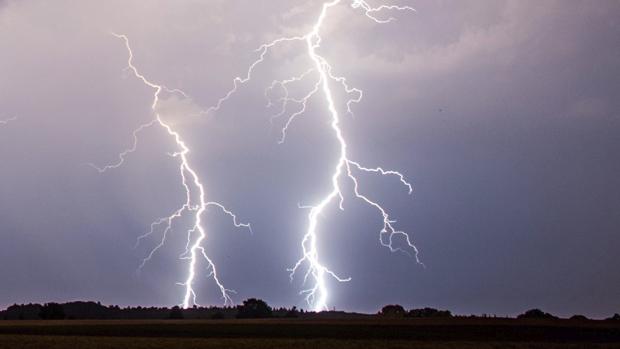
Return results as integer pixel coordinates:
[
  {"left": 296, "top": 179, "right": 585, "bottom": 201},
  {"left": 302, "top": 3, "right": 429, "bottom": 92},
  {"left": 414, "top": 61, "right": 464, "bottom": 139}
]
[
  {"left": 2, "top": 304, "right": 41, "bottom": 320},
  {"left": 39, "top": 303, "right": 65, "bottom": 320},
  {"left": 606, "top": 314, "right": 620, "bottom": 321},
  {"left": 379, "top": 304, "right": 406, "bottom": 317},
  {"left": 517, "top": 309, "right": 557, "bottom": 320},
  {"left": 406, "top": 307, "right": 452, "bottom": 318},
  {"left": 168, "top": 306, "right": 184, "bottom": 319},
  {"left": 570, "top": 314, "right": 588, "bottom": 321},
  {"left": 285, "top": 306, "right": 299, "bottom": 318},
  {"left": 236, "top": 298, "right": 272, "bottom": 319}
]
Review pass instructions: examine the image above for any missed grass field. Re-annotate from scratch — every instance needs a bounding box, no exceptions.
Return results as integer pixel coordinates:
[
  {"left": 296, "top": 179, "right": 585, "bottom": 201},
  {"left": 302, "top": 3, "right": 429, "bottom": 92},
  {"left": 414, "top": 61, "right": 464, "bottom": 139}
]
[
  {"left": 2, "top": 335, "right": 620, "bottom": 349},
  {"left": 1, "top": 318, "right": 619, "bottom": 348}
]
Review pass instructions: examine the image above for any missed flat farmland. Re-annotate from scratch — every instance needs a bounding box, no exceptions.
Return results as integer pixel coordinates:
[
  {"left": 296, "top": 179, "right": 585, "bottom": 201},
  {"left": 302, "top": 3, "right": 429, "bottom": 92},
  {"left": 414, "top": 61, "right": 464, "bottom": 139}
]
[{"left": 1, "top": 318, "right": 619, "bottom": 348}]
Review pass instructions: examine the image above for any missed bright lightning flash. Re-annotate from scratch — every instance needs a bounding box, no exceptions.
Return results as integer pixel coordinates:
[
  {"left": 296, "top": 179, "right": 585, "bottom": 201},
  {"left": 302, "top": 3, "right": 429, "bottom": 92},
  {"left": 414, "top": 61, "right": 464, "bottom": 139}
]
[
  {"left": 208, "top": 0, "right": 422, "bottom": 311},
  {"left": 90, "top": 33, "right": 250, "bottom": 309}
]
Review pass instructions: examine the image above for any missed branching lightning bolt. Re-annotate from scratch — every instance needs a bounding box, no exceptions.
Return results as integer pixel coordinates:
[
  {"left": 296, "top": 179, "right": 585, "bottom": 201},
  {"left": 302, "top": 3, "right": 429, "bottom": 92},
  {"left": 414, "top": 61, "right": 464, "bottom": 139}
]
[
  {"left": 90, "top": 33, "right": 250, "bottom": 309},
  {"left": 0, "top": 116, "right": 17, "bottom": 126},
  {"left": 206, "top": 1, "right": 421, "bottom": 311}
]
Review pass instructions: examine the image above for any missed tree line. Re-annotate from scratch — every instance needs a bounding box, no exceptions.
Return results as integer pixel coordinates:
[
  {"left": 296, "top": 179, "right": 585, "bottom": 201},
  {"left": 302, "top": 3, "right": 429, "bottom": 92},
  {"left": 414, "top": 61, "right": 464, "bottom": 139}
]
[
  {"left": 1, "top": 299, "right": 291, "bottom": 320},
  {"left": 378, "top": 304, "right": 620, "bottom": 322},
  {"left": 2, "top": 299, "right": 619, "bottom": 321}
]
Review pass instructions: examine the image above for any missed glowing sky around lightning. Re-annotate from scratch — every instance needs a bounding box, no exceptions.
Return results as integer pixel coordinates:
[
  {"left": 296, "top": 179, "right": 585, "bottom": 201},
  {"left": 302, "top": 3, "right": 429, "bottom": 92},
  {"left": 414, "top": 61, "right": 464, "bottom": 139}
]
[
  {"left": 208, "top": 0, "right": 421, "bottom": 311},
  {"left": 89, "top": 33, "right": 251, "bottom": 309},
  {"left": 1, "top": 0, "right": 620, "bottom": 318}
]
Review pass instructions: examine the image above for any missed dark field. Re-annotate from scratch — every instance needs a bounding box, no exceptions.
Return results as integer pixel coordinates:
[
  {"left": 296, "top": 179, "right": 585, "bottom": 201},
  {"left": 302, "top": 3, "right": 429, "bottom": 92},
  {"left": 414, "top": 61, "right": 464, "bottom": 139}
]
[{"left": 1, "top": 318, "right": 619, "bottom": 348}]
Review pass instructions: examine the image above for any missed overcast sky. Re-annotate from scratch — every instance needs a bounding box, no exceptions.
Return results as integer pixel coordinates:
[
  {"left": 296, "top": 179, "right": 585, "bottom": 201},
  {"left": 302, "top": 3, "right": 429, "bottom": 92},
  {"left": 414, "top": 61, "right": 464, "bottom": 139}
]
[{"left": 1, "top": 0, "right": 619, "bottom": 318}]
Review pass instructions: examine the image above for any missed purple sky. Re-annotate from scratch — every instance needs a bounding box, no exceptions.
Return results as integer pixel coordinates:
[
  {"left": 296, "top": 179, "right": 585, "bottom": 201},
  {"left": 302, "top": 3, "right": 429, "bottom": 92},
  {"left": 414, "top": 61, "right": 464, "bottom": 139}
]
[{"left": 1, "top": 0, "right": 619, "bottom": 318}]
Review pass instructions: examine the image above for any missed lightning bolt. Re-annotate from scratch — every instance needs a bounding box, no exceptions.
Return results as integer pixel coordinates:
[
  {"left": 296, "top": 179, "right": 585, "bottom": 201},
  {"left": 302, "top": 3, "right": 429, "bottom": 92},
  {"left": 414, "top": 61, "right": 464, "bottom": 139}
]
[
  {"left": 206, "top": 1, "right": 421, "bottom": 311},
  {"left": 90, "top": 33, "right": 250, "bottom": 309},
  {"left": 0, "top": 116, "right": 17, "bottom": 126}
]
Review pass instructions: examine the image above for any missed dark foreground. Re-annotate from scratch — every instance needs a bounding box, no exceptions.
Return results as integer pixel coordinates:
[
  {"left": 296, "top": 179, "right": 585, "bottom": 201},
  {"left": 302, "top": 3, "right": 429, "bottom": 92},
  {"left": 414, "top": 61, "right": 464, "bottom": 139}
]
[{"left": 1, "top": 318, "right": 619, "bottom": 349}]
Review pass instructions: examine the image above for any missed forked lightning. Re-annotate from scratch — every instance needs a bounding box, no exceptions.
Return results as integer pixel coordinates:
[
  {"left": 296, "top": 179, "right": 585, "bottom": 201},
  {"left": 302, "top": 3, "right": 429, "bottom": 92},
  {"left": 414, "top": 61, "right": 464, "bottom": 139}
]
[
  {"left": 207, "top": 0, "right": 422, "bottom": 311},
  {"left": 90, "top": 33, "right": 250, "bottom": 309}
]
